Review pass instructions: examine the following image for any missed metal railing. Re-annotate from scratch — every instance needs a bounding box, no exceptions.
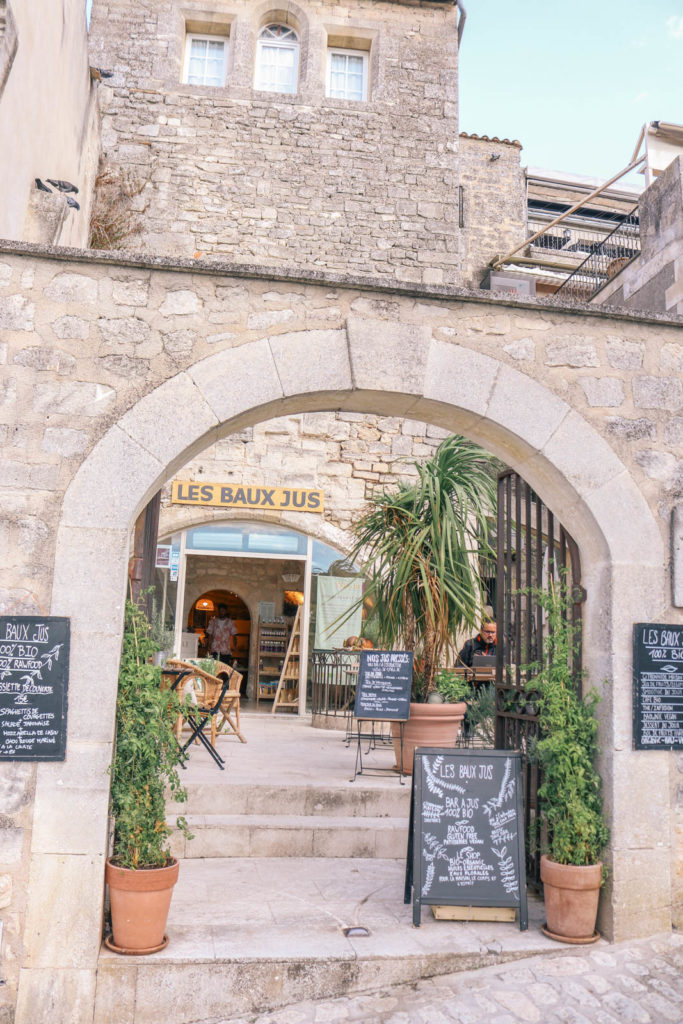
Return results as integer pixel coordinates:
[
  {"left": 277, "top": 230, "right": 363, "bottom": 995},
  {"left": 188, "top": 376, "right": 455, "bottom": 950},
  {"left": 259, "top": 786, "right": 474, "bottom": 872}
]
[
  {"left": 526, "top": 215, "right": 624, "bottom": 261},
  {"left": 310, "top": 650, "right": 359, "bottom": 731},
  {"left": 553, "top": 205, "right": 640, "bottom": 302}
]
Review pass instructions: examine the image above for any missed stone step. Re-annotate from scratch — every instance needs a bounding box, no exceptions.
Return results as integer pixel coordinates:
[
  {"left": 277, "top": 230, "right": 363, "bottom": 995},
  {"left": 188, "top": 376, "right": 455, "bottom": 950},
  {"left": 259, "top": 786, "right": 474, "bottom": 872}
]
[
  {"left": 168, "top": 779, "right": 411, "bottom": 819},
  {"left": 168, "top": 812, "right": 409, "bottom": 860},
  {"left": 95, "top": 857, "right": 555, "bottom": 1024}
]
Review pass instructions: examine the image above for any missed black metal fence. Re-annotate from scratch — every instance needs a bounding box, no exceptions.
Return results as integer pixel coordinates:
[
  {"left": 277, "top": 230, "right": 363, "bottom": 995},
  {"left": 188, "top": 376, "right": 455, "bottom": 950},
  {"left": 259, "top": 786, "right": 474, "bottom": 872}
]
[
  {"left": 310, "top": 650, "right": 359, "bottom": 733},
  {"left": 495, "top": 469, "right": 584, "bottom": 886}
]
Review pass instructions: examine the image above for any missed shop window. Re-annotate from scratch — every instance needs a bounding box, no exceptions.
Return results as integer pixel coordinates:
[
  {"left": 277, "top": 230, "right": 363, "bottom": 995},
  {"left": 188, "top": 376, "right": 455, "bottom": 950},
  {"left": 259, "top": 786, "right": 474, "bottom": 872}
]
[
  {"left": 254, "top": 24, "right": 299, "bottom": 95},
  {"left": 326, "top": 47, "right": 368, "bottom": 102},
  {"left": 182, "top": 33, "right": 228, "bottom": 87}
]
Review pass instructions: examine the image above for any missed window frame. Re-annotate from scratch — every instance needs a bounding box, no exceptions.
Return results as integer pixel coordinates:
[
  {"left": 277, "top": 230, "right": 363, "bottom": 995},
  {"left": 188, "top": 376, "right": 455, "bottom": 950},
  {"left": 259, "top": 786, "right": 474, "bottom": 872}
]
[
  {"left": 325, "top": 46, "right": 369, "bottom": 103},
  {"left": 254, "top": 23, "right": 300, "bottom": 96},
  {"left": 182, "top": 32, "right": 229, "bottom": 88}
]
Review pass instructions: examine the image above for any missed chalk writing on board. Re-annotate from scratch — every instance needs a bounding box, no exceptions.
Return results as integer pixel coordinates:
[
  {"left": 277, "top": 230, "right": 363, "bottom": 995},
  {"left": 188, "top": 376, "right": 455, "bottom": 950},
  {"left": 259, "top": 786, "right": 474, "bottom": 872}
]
[
  {"left": 419, "top": 754, "right": 519, "bottom": 898},
  {"left": 633, "top": 623, "right": 683, "bottom": 750},
  {"left": 354, "top": 650, "right": 413, "bottom": 721},
  {"left": 0, "top": 617, "right": 70, "bottom": 761}
]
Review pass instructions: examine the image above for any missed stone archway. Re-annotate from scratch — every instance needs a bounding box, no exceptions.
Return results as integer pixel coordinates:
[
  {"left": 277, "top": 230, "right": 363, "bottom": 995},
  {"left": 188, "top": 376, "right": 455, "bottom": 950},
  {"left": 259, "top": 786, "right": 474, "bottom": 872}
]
[{"left": 16, "top": 324, "right": 668, "bottom": 1019}]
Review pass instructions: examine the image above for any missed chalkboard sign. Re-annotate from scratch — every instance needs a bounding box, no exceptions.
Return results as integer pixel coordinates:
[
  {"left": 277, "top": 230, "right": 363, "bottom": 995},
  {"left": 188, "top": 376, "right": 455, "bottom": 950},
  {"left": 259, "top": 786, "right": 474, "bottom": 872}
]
[
  {"left": 0, "top": 616, "right": 70, "bottom": 761},
  {"left": 354, "top": 650, "right": 413, "bottom": 721},
  {"left": 404, "top": 748, "right": 527, "bottom": 929},
  {"left": 633, "top": 623, "right": 683, "bottom": 750}
]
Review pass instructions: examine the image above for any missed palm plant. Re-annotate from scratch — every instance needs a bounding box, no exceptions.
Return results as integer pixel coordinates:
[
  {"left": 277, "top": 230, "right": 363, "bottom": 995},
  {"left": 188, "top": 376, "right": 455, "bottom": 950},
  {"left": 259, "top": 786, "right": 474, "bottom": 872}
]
[{"left": 348, "top": 435, "right": 497, "bottom": 698}]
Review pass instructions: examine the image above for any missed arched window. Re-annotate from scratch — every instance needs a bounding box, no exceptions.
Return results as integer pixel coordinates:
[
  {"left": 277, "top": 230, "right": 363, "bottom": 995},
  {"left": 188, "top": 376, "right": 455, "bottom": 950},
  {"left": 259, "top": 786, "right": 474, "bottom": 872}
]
[{"left": 254, "top": 24, "right": 299, "bottom": 94}]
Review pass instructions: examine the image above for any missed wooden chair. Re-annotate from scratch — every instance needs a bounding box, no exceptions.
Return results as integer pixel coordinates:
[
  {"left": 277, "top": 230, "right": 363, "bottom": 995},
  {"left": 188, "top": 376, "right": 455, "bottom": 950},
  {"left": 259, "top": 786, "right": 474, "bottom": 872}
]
[{"left": 165, "top": 659, "right": 246, "bottom": 748}]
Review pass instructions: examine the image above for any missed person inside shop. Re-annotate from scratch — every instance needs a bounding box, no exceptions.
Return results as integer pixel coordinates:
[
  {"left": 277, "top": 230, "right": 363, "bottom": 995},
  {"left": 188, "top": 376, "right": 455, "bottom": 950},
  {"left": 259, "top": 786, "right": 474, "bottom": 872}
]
[
  {"left": 205, "top": 603, "right": 237, "bottom": 665},
  {"left": 457, "top": 619, "right": 498, "bottom": 668}
]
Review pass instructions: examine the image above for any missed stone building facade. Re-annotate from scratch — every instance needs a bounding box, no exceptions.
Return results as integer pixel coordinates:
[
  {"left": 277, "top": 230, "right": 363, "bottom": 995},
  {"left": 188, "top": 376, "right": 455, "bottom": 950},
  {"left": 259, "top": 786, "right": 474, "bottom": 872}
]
[
  {"left": 0, "top": 0, "right": 682, "bottom": 1021},
  {"left": 89, "top": 0, "right": 464, "bottom": 285}
]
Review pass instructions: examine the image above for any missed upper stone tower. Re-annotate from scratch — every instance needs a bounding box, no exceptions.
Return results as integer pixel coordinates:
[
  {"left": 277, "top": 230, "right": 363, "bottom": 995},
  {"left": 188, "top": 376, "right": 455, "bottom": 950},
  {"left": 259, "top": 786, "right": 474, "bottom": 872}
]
[{"left": 89, "top": 0, "right": 461, "bottom": 285}]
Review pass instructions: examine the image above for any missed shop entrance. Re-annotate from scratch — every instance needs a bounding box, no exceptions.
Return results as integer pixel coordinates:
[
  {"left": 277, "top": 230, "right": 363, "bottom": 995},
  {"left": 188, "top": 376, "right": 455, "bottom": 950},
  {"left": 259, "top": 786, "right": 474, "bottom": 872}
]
[{"left": 153, "top": 520, "right": 355, "bottom": 712}]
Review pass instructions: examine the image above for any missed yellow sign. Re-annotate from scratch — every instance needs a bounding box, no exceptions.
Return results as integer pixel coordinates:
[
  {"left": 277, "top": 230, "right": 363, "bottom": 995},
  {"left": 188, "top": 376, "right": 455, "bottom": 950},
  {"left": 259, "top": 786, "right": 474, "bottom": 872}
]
[{"left": 171, "top": 480, "right": 325, "bottom": 513}]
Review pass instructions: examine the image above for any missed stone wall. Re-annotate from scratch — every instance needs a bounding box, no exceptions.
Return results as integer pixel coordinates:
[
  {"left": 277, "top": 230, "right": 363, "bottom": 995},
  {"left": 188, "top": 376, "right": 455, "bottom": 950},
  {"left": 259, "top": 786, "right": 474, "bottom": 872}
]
[
  {"left": 0, "top": 0, "right": 100, "bottom": 247},
  {"left": 88, "top": 0, "right": 461, "bottom": 285},
  {"left": 0, "top": 242, "right": 681, "bottom": 1018},
  {"left": 458, "top": 134, "right": 527, "bottom": 289},
  {"left": 159, "top": 411, "right": 447, "bottom": 540}
]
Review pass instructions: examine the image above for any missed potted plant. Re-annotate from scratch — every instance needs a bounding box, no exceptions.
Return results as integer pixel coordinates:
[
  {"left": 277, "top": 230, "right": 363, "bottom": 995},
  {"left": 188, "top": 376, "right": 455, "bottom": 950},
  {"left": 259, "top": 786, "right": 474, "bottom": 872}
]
[
  {"left": 347, "top": 435, "right": 497, "bottom": 772},
  {"left": 150, "top": 600, "right": 175, "bottom": 666},
  {"left": 105, "top": 597, "right": 192, "bottom": 954},
  {"left": 526, "top": 575, "right": 609, "bottom": 943}
]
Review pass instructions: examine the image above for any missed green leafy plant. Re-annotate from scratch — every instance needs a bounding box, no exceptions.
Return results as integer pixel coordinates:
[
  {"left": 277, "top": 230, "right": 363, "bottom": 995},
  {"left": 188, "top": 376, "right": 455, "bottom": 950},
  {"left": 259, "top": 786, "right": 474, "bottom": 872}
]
[
  {"left": 525, "top": 575, "right": 609, "bottom": 867},
  {"left": 435, "top": 668, "right": 473, "bottom": 704},
  {"left": 150, "top": 600, "right": 175, "bottom": 655},
  {"left": 347, "top": 435, "right": 497, "bottom": 699},
  {"left": 109, "top": 598, "right": 192, "bottom": 869}
]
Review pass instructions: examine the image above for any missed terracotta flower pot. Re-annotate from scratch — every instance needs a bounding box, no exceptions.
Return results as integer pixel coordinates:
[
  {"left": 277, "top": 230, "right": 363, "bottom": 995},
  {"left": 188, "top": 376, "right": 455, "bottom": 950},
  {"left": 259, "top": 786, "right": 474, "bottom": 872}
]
[
  {"left": 540, "top": 854, "right": 602, "bottom": 944},
  {"left": 391, "top": 700, "right": 467, "bottom": 774},
  {"left": 105, "top": 858, "right": 179, "bottom": 954}
]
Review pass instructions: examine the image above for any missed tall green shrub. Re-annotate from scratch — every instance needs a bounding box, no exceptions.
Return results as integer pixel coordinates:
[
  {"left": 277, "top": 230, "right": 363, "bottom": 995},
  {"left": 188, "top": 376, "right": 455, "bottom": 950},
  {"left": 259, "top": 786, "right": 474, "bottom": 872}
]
[
  {"left": 109, "top": 599, "right": 190, "bottom": 869},
  {"left": 348, "top": 435, "right": 497, "bottom": 697},
  {"left": 527, "top": 576, "right": 609, "bottom": 867}
]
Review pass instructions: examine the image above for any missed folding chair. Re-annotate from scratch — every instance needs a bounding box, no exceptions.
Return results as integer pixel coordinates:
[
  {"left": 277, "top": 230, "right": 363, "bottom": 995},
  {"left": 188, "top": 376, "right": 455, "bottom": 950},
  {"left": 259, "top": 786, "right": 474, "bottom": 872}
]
[{"left": 181, "top": 671, "right": 232, "bottom": 770}]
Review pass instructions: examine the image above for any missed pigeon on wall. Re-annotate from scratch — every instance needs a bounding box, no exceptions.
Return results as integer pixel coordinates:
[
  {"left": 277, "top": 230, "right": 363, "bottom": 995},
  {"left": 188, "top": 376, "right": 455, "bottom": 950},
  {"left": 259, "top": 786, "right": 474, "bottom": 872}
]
[{"left": 47, "top": 179, "right": 79, "bottom": 194}]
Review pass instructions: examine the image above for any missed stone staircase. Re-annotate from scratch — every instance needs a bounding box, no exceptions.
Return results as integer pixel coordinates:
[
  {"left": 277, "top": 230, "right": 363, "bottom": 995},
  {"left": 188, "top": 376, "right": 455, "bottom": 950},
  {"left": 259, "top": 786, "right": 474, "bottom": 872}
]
[
  {"left": 167, "top": 777, "right": 411, "bottom": 861},
  {"left": 94, "top": 718, "right": 553, "bottom": 1024}
]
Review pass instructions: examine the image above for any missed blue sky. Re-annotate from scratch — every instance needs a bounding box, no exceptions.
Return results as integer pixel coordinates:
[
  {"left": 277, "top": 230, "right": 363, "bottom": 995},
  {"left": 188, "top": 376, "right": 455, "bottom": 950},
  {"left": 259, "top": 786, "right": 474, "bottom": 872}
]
[
  {"left": 85, "top": 0, "right": 681, "bottom": 187},
  {"left": 459, "top": 0, "right": 683, "bottom": 187}
]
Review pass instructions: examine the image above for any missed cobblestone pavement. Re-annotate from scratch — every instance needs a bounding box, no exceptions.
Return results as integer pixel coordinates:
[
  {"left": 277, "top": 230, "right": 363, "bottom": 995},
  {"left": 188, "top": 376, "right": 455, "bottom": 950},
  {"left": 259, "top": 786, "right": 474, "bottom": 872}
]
[{"left": 225, "top": 933, "right": 682, "bottom": 1024}]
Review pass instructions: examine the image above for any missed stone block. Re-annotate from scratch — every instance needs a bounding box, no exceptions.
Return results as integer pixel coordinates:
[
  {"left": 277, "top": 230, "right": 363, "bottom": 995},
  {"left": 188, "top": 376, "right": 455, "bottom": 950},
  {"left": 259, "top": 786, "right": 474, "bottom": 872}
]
[
  {"left": 32, "top": 381, "right": 116, "bottom": 417},
  {"left": 664, "top": 417, "right": 683, "bottom": 445},
  {"left": 633, "top": 376, "right": 682, "bottom": 412},
  {"left": 636, "top": 449, "right": 681, "bottom": 487},
  {"left": 247, "top": 308, "right": 295, "bottom": 331},
  {"left": 15, "top": 968, "right": 98, "bottom": 1024},
  {"left": 51, "top": 315, "right": 90, "bottom": 340},
  {"left": 162, "top": 329, "right": 197, "bottom": 354},
  {"left": 93, "top": 964, "right": 136, "bottom": 1024},
  {"left": 159, "top": 290, "right": 202, "bottom": 316},
  {"left": 44, "top": 272, "right": 98, "bottom": 304},
  {"left": 41, "top": 427, "right": 89, "bottom": 457},
  {"left": 51, "top": 525, "right": 128, "bottom": 635},
  {"left": 661, "top": 343, "right": 683, "bottom": 373},
  {"left": 545, "top": 337, "right": 598, "bottom": 367},
  {"left": 0, "top": 294, "right": 34, "bottom": 331},
  {"left": 97, "top": 316, "right": 151, "bottom": 348},
  {"left": 579, "top": 377, "right": 625, "bottom": 408},
  {"left": 13, "top": 346, "right": 75, "bottom": 375},
  {"left": 0, "top": 763, "right": 33, "bottom": 815},
  {"left": 346, "top": 317, "right": 428, "bottom": 399},
  {"left": 111, "top": 278, "right": 149, "bottom": 306},
  {"left": 189, "top": 338, "right": 284, "bottom": 424},
  {"left": 586, "top": 476, "right": 663, "bottom": 567},
  {"left": 119, "top": 371, "right": 219, "bottom": 469},
  {"left": 22, "top": 853, "right": 105, "bottom": 968},
  {"left": 31, "top": 746, "right": 111, "bottom": 856},
  {"left": 269, "top": 329, "right": 352, "bottom": 398},
  {"left": 0, "top": 827, "right": 23, "bottom": 864},
  {"left": 604, "top": 418, "right": 656, "bottom": 442},
  {"left": 503, "top": 337, "right": 534, "bottom": 361},
  {"left": 488, "top": 363, "right": 569, "bottom": 452},
  {"left": 673, "top": 506, "right": 683, "bottom": 607},
  {"left": 63, "top": 630, "right": 120, "bottom": 745},
  {"left": 606, "top": 336, "right": 644, "bottom": 370},
  {"left": 542, "top": 410, "right": 625, "bottom": 497},
  {"left": 0, "top": 262, "right": 12, "bottom": 286},
  {"left": 60, "top": 426, "right": 164, "bottom": 531}
]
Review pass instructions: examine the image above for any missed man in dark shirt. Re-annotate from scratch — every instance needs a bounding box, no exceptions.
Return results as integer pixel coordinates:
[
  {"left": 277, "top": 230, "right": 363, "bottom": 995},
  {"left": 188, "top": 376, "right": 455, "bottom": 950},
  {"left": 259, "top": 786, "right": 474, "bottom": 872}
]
[{"left": 458, "top": 620, "right": 497, "bottom": 668}]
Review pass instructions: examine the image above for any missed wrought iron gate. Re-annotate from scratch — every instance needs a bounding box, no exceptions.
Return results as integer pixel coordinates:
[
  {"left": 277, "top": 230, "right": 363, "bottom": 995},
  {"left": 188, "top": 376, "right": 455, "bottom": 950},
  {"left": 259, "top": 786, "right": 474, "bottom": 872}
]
[{"left": 494, "top": 470, "right": 584, "bottom": 886}]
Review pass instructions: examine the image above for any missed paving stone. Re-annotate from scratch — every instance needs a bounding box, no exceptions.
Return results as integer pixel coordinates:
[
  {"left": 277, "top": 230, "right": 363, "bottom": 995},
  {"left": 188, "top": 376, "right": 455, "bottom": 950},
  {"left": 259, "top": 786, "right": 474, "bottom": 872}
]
[{"left": 600, "top": 991, "right": 651, "bottom": 1023}]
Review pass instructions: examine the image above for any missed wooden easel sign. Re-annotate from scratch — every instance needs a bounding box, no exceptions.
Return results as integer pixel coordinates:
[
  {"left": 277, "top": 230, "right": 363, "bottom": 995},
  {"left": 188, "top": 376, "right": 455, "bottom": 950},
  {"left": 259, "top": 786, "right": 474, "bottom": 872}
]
[{"left": 404, "top": 748, "right": 528, "bottom": 930}]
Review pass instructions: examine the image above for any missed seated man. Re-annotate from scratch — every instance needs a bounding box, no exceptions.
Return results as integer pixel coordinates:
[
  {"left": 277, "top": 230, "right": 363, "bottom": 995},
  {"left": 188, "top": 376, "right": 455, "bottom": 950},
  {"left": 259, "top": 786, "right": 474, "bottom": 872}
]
[{"left": 458, "top": 620, "right": 497, "bottom": 668}]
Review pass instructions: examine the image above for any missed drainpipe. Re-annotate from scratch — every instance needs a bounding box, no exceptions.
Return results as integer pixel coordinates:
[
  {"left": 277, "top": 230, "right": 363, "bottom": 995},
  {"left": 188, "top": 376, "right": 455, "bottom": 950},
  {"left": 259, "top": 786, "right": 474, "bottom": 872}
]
[{"left": 456, "top": 0, "right": 467, "bottom": 45}]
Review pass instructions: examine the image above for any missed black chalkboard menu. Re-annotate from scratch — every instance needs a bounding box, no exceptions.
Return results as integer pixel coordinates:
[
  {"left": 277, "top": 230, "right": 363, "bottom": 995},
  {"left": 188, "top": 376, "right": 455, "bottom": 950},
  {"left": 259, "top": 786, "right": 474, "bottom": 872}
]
[
  {"left": 633, "top": 623, "right": 683, "bottom": 750},
  {"left": 404, "top": 748, "right": 527, "bottom": 929},
  {"left": 0, "top": 616, "right": 70, "bottom": 761},
  {"left": 354, "top": 650, "right": 413, "bottom": 721}
]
